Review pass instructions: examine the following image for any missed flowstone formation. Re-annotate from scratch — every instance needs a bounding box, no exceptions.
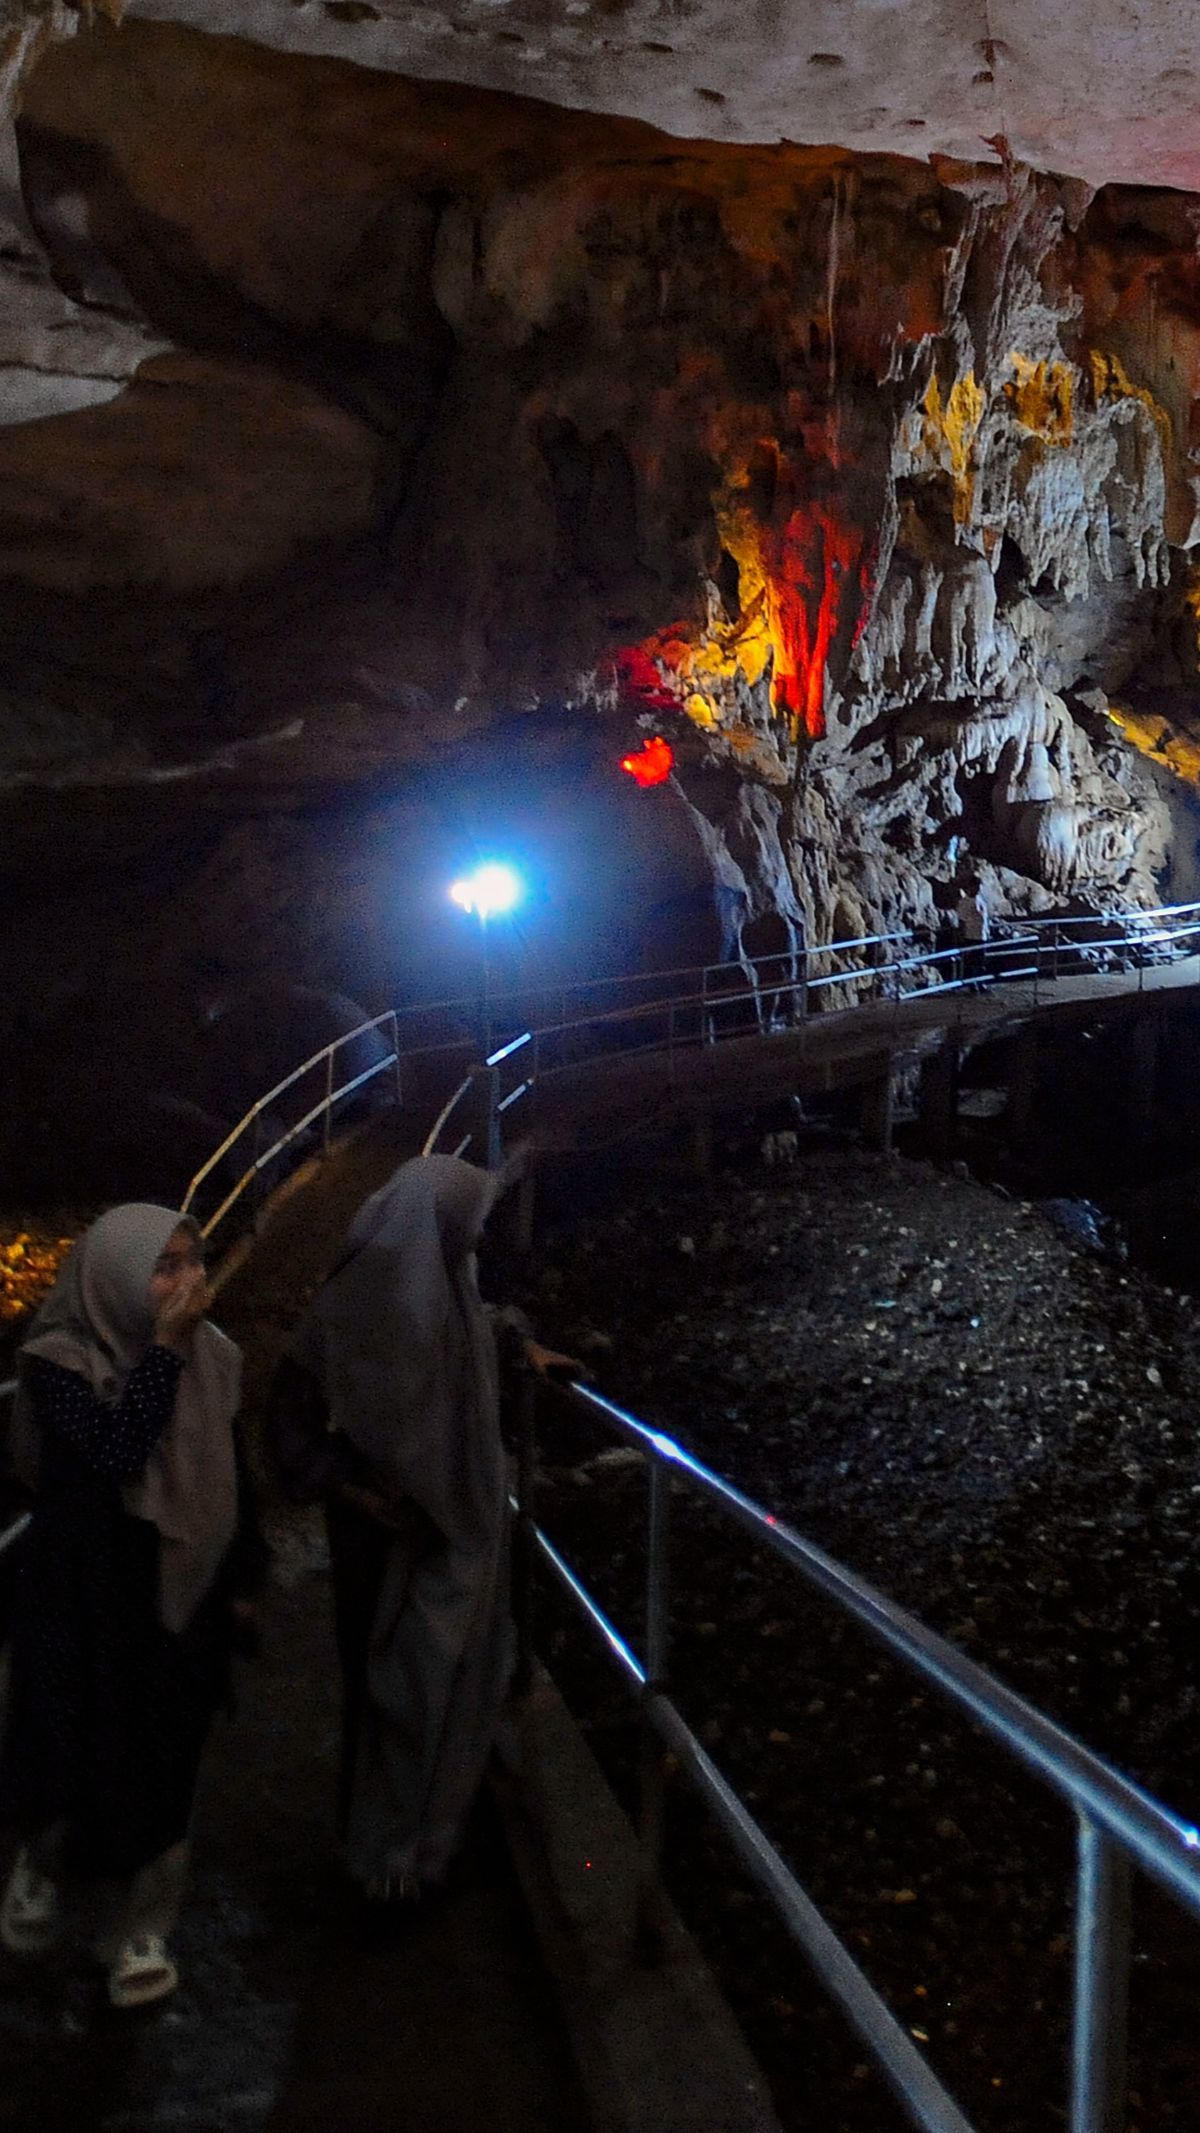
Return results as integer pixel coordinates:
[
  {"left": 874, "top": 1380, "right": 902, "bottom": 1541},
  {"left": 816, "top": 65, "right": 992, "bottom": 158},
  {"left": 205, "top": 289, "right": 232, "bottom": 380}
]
[{"left": 4, "top": 19, "right": 1200, "bottom": 1153}]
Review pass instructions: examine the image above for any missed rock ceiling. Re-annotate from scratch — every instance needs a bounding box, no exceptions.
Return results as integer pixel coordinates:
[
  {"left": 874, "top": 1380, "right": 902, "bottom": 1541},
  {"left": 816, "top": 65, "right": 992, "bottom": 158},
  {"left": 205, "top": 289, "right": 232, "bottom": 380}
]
[
  {"left": 122, "top": 0, "right": 1200, "bottom": 195},
  {"left": 5, "top": 0, "right": 1200, "bottom": 1187}
]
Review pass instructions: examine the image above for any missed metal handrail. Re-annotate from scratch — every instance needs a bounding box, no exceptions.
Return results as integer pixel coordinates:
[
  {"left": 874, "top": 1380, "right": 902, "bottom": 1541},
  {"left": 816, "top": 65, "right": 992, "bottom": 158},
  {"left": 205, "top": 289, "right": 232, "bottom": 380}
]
[
  {"left": 180, "top": 1008, "right": 406, "bottom": 1237},
  {"left": 516, "top": 1377, "right": 1198, "bottom": 2133},
  {"left": 423, "top": 1032, "right": 536, "bottom": 1167},
  {"left": 1020, "top": 898, "right": 1200, "bottom": 929},
  {"left": 409, "top": 930, "right": 913, "bottom": 1033},
  {"left": 421, "top": 1076, "right": 476, "bottom": 1159},
  {"left": 527, "top": 903, "right": 1200, "bottom": 1087},
  {"left": 179, "top": 896, "right": 1200, "bottom": 1245},
  {"left": 188, "top": 926, "right": 902, "bottom": 1218}
]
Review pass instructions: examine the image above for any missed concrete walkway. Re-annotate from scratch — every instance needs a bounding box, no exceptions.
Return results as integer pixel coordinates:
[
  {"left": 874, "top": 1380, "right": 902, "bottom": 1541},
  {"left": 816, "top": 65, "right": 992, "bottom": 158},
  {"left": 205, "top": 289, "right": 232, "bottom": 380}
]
[
  {"left": 0, "top": 1122, "right": 589, "bottom": 2133},
  {"left": 0, "top": 1116, "right": 781, "bottom": 2133},
  {"left": 0, "top": 1498, "right": 587, "bottom": 2133}
]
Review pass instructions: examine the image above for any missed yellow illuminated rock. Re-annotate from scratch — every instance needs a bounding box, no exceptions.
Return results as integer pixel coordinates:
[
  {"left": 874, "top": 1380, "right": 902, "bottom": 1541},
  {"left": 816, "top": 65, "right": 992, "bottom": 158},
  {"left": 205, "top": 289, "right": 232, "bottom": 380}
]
[
  {"left": 1005, "top": 357, "right": 1075, "bottom": 445},
  {"left": 1106, "top": 703, "right": 1200, "bottom": 787},
  {"left": 0, "top": 1230, "right": 75, "bottom": 1324},
  {"left": 921, "top": 372, "right": 984, "bottom": 523}
]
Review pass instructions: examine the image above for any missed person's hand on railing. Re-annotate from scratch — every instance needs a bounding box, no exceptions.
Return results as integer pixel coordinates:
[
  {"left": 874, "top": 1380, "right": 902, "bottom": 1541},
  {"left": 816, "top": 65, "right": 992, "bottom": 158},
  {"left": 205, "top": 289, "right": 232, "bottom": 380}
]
[
  {"left": 496, "top": 1137, "right": 535, "bottom": 1198},
  {"left": 522, "top": 1337, "right": 586, "bottom": 1384}
]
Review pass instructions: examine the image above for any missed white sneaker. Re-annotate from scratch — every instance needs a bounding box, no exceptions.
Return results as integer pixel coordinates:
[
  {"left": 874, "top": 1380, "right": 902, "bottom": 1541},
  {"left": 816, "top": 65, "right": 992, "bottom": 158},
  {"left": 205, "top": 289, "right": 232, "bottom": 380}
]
[
  {"left": 107, "top": 1932, "right": 179, "bottom": 2009},
  {"left": 0, "top": 1847, "right": 61, "bottom": 1955}
]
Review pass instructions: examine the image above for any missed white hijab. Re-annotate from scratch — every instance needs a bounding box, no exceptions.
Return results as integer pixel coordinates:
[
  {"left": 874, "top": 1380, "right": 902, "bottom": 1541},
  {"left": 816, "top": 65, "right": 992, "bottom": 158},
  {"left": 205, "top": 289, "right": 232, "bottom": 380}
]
[{"left": 11, "top": 1203, "right": 241, "bottom": 1632}]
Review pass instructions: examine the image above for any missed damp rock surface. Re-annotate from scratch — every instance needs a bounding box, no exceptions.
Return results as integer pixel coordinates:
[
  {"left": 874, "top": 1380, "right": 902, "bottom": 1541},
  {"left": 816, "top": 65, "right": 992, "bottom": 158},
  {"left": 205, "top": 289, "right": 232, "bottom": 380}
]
[{"left": 7, "top": 34, "right": 1200, "bottom": 1134}]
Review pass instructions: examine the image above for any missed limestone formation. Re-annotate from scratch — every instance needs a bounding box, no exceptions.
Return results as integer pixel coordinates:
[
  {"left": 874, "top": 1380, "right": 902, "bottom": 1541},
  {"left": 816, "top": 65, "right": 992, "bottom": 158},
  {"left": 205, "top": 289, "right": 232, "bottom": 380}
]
[
  {"left": 2, "top": 22, "right": 1200, "bottom": 1168},
  {"left": 0, "top": 0, "right": 169, "bottom": 422}
]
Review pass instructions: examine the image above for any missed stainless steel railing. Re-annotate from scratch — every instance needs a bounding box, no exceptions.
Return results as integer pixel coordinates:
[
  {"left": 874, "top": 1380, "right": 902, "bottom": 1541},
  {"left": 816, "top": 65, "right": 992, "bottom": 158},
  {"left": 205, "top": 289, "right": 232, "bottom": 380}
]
[
  {"left": 178, "top": 895, "right": 1200, "bottom": 1244},
  {"left": 180, "top": 1009, "right": 407, "bottom": 1238},
  {"left": 514, "top": 1376, "right": 1200, "bottom": 2133},
  {"left": 517, "top": 899, "right": 1200, "bottom": 1091},
  {"left": 422, "top": 1031, "right": 536, "bottom": 1169}
]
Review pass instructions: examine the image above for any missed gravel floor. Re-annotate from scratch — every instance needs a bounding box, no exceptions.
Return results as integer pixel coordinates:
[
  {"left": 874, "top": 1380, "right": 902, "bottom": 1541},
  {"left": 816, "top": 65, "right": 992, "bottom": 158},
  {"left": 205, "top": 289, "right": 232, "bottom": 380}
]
[{"left": 508, "top": 1136, "right": 1200, "bottom": 2133}]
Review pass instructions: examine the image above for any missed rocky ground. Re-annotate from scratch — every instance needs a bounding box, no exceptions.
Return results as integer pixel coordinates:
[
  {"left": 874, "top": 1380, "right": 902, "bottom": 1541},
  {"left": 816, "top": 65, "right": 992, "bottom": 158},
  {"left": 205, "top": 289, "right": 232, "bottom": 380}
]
[{"left": 505, "top": 1132, "right": 1200, "bottom": 2133}]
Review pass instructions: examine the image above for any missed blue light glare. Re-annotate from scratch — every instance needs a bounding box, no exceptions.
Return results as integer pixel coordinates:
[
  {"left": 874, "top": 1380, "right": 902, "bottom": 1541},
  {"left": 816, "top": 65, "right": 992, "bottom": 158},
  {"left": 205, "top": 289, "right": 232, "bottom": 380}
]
[{"left": 449, "top": 862, "right": 523, "bottom": 921}]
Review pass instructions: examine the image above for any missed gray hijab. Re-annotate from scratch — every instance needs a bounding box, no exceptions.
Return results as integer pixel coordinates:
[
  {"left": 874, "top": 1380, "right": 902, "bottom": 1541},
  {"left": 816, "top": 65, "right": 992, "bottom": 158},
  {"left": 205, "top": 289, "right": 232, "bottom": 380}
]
[
  {"left": 291, "top": 1154, "right": 504, "bottom": 1543},
  {"left": 12, "top": 1204, "right": 241, "bottom": 1633},
  {"left": 291, "top": 1155, "right": 512, "bottom": 1893}
]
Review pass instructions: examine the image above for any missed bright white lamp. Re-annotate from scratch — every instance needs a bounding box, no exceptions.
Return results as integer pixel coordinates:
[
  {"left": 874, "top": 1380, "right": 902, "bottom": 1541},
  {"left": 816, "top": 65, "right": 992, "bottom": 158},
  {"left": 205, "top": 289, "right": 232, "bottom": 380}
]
[
  {"left": 449, "top": 862, "right": 523, "bottom": 921},
  {"left": 449, "top": 862, "right": 524, "bottom": 1060}
]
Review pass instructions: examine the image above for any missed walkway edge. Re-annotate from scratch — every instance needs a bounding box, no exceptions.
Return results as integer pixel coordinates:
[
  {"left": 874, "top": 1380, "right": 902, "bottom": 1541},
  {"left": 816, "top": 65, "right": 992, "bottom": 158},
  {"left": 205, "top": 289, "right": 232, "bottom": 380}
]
[{"left": 490, "top": 1666, "right": 784, "bottom": 2133}]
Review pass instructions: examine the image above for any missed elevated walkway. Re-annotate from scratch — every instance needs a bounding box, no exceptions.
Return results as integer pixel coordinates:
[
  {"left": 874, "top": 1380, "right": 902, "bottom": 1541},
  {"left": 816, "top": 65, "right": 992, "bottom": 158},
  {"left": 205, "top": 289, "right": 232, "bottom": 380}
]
[
  {"left": 8, "top": 907, "right": 1200, "bottom": 2133},
  {"left": 527, "top": 953, "right": 1200, "bottom": 1156},
  {"left": 0, "top": 1494, "right": 588, "bottom": 2133}
]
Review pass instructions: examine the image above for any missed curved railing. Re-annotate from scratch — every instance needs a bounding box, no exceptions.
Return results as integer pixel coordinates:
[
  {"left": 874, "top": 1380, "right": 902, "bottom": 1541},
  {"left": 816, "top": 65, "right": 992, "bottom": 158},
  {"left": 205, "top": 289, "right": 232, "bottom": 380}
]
[
  {"left": 514, "top": 1373, "right": 1200, "bottom": 2133},
  {"left": 180, "top": 1010, "right": 405, "bottom": 1238},
  {"left": 182, "top": 897, "right": 1200, "bottom": 1242},
  {"left": 10, "top": 898, "right": 1200, "bottom": 2126},
  {"left": 421, "top": 1031, "right": 536, "bottom": 1165}
]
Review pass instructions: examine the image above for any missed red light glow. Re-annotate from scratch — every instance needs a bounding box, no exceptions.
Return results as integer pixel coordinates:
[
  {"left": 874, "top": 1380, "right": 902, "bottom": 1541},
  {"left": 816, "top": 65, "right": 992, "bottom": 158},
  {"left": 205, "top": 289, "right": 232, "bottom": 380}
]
[
  {"left": 760, "top": 479, "right": 875, "bottom": 743},
  {"left": 620, "top": 736, "right": 674, "bottom": 787}
]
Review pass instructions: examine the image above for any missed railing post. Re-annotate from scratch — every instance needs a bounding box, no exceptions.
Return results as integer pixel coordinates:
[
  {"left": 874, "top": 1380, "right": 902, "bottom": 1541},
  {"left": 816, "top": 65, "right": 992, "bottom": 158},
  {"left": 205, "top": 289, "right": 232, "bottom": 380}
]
[
  {"left": 516, "top": 1150, "right": 537, "bottom": 1252},
  {"left": 390, "top": 1012, "right": 402, "bottom": 1106},
  {"left": 512, "top": 1372, "right": 538, "bottom": 1696},
  {"left": 486, "top": 1064, "right": 502, "bottom": 1171},
  {"left": 323, "top": 1046, "right": 335, "bottom": 1155},
  {"left": 638, "top": 1456, "right": 673, "bottom": 1953},
  {"left": 251, "top": 1107, "right": 264, "bottom": 1232},
  {"left": 1070, "top": 1814, "right": 1131, "bottom": 2133}
]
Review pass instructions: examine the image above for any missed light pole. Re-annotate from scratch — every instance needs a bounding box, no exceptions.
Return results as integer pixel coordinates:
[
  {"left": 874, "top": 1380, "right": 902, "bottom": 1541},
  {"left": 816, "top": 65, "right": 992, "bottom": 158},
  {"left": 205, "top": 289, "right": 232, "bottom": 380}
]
[{"left": 449, "top": 862, "right": 523, "bottom": 1057}]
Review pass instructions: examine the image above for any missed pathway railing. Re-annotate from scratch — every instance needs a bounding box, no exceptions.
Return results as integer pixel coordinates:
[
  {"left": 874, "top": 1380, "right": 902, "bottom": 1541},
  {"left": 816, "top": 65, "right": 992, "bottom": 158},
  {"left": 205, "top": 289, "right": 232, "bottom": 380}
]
[
  {"left": 11, "top": 894, "right": 1200, "bottom": 2125},
  {"left": 181, "top": 896, "right": 1200, "bottom": 1242},
  {"left": 422, "top": 1030, "right": 536, "bottom": 1167},
  {"left": 517, "top": 898, "right": 1200, "bottom": 1091},
  {"left": 514, "top": 1374, "right": 1200, "bottom": 2133},
  {"left": 180, "top": 1010, "right": 406, "bottom": 1239}
]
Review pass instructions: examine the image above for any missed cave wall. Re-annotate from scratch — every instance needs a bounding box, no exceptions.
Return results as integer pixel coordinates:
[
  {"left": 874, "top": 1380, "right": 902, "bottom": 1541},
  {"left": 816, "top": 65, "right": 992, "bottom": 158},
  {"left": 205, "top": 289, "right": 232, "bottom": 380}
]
[{"left": 5, "top": 20, "right": 1200, "bottom": 1177}]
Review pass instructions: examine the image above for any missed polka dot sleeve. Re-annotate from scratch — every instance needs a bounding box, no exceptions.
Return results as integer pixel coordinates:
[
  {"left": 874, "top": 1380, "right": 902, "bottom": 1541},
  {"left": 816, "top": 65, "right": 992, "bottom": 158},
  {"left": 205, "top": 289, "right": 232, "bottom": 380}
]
[{"left": 27, "top": 1348, "right": 185, "bottom": 1479}]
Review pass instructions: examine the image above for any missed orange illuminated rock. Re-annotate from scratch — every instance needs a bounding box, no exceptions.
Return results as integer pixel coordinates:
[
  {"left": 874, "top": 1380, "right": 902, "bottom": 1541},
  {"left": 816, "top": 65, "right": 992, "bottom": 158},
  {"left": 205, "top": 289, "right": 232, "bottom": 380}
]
[
  {"left": 620, "top": 736, "right": 674, "bottom": 787},
  {"left": 0, "top": 1231, "right": 75, "bottom": 1324}
]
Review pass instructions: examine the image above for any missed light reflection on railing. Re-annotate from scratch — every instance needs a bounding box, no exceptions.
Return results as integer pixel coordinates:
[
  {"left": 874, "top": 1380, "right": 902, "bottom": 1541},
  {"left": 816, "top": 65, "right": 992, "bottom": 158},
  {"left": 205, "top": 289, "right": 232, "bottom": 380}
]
[
  {"left": 513, "top": 1373, "right": 1200, "bottom": 2133},
  {"left": 186, "top": 896, "right": 1200, "bottom": 1238}
]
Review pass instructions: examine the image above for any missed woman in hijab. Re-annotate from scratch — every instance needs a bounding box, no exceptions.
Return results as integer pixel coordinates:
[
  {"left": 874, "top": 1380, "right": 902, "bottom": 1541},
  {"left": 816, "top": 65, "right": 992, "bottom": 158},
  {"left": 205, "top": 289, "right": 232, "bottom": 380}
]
[
  {"left": 270, "top": 1153, "right": 568, "bottom": 1908},
  {"left": 0, "top": 1204, "right": 257, "bottom": 2008}
]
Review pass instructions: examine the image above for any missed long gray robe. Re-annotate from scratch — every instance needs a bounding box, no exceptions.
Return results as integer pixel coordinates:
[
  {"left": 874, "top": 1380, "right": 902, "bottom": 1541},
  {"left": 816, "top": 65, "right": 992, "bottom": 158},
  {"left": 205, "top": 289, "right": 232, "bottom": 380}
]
[{"left": 290, "top": 1156, "right": 513, "bottom": 1894}]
